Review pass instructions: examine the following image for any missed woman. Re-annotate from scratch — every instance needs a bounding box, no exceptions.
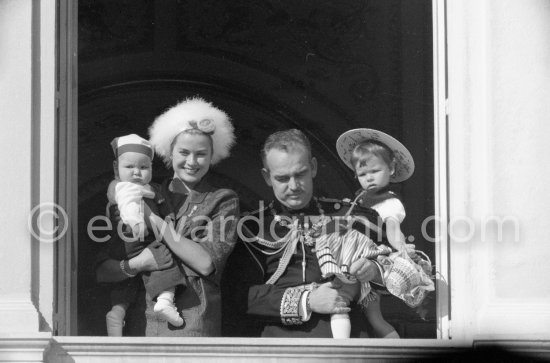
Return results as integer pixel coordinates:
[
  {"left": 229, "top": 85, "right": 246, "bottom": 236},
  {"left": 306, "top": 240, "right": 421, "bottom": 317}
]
[{"left": 96, "top": 97, "right": 239, "bottom": 336}]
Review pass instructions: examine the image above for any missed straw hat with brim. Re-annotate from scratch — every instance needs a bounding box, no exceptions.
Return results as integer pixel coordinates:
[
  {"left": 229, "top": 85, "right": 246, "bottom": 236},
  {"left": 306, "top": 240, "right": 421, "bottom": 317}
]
[{"left": 336, "top": 128, "right": 414, "bottom": 183}]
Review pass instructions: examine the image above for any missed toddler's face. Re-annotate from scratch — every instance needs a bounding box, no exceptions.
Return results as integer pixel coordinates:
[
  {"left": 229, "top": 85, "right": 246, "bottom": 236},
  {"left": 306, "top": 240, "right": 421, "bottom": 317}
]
[
  {"left": 116, "top": 151, "right": 152, "bottom": 185},
  {"left": 354, "top": 154, "right": 393, "bottom": 193}
]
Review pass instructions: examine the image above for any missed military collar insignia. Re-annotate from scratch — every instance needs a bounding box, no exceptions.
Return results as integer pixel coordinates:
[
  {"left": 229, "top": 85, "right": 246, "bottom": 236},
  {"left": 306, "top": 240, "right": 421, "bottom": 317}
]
[{"left": 266, "top": 197, "right": 329, "bottom": 247}]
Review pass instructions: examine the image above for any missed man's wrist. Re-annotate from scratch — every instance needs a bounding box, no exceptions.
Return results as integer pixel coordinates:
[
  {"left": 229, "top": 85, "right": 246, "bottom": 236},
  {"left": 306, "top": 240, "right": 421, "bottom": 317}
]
[{"left": 299, "top": 290, "right": 312, "bottom": 321}]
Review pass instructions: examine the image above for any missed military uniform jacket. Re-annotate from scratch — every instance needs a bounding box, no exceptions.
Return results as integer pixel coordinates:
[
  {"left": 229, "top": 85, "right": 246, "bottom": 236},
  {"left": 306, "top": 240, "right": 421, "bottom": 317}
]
[{"left": 242, "top": 198, "right": 378, "bottom": 338}]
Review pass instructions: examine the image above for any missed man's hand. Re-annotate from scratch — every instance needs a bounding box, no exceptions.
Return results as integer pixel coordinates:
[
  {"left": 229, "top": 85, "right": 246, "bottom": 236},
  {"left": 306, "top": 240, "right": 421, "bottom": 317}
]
[
  {"left": 308, "top": 281, "right": 352, "bottom": 315},
  {"left": 332, "top": 279, "right": 360, "bottom": 305},
  {"left": 350, "top": 258, "right": 383, "bottom": 284},
  {"left": 128, "top": 241, "right": 173, "bottom": 272}
]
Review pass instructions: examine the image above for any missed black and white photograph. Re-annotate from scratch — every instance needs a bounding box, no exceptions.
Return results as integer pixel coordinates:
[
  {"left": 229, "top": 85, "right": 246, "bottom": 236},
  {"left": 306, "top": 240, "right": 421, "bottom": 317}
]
[{"left": 0, "top": 0, "right": 549, "bottom": 361}]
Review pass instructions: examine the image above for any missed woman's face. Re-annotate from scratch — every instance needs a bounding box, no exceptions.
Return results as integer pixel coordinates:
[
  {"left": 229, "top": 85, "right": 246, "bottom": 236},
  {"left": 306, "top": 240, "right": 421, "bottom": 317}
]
[{"left": 171, "top": 132, "right": 213, "bottom": 188}]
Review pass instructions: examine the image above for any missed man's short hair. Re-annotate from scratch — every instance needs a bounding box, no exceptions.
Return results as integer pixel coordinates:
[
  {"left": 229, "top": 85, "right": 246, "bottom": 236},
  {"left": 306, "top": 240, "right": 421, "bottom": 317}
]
[{"left": 261, "top": 129, "right": 312, "bottom": 168}]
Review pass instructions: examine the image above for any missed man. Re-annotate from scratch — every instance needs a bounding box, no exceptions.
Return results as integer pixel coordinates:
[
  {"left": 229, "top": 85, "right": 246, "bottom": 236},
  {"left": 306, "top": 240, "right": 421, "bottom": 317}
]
[{"left": 226, "top": 129, "right": 384, "bottom": 337}]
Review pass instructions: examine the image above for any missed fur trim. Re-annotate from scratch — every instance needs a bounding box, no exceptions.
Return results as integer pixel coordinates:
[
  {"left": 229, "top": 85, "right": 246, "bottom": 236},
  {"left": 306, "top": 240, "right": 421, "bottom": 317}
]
[{"left": 148, "top": 97, "right": 235, "bottom": 166}]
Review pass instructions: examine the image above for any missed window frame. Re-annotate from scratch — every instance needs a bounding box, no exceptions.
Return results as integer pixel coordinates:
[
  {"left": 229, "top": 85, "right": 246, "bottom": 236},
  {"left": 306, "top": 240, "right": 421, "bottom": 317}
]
[
  {"left": 432, "top": 0, "right": 451, "bottom": 340},
  {"left": 55, "top": 0, "right": 79, "bottom": 336},
  {"left": 53, "top": 0, "right": 450, "bottom": 340}
]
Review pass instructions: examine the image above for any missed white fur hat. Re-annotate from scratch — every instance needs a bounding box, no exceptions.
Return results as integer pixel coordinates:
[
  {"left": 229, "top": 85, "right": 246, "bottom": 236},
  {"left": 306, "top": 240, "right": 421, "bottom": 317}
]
[{"left": 148, "top": 97, "right": 235, "bottom": 166}]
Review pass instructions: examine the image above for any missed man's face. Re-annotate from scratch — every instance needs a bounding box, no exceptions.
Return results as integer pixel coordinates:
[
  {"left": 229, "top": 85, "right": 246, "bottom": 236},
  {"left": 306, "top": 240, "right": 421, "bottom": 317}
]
[{"left": 262, "top": 145, "right": 317, "bottom": 210}]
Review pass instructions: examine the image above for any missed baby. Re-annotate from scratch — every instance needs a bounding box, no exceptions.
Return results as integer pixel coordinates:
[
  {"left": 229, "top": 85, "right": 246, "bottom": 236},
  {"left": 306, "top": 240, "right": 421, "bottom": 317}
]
[
  {"left": 105, "top": 133, "right": 186, "bottom": 336},
  {"left": 108, "top": 134, "right": 156, "bottom": 240}
]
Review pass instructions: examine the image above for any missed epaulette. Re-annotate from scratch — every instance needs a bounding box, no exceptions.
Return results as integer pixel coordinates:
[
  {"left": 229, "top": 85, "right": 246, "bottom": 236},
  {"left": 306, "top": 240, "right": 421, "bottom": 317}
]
[{"left": 240, "top": 200, "right": 274, "bottom": 218}]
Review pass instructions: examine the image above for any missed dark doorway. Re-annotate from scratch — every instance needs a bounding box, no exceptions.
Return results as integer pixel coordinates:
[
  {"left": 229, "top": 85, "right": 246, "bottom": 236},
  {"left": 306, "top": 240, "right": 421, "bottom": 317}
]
[{"left": 77, "top": 0, "right": 435, "bottom": 337}]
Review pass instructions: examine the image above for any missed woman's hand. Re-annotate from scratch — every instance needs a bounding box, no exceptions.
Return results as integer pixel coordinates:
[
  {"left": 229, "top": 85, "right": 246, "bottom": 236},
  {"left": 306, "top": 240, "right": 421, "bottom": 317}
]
[
  {"left": 146, "top": 241, "right": 174, "bottom": 269},
  {"left": 128, "top": 241, "right": 173, "bottom": 272}
]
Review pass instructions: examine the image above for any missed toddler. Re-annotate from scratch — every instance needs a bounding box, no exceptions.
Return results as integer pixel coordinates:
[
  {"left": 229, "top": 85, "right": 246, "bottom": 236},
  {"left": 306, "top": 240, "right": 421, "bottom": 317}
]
[
  {"left": 340, "top": 128, "right": 412, "bottom": 339},
  {"left": 316, "top": 128, "right": 432, "bottom": 338}
]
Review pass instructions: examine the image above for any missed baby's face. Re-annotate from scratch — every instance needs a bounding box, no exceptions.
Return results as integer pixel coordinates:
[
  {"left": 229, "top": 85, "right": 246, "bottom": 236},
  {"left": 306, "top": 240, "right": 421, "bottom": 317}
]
[
  {"left": 117, "top": 151, "right": 152, "bottom": 185},
  {"left": 354, "top": 154, "right": 393, "bottom": 193}
]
